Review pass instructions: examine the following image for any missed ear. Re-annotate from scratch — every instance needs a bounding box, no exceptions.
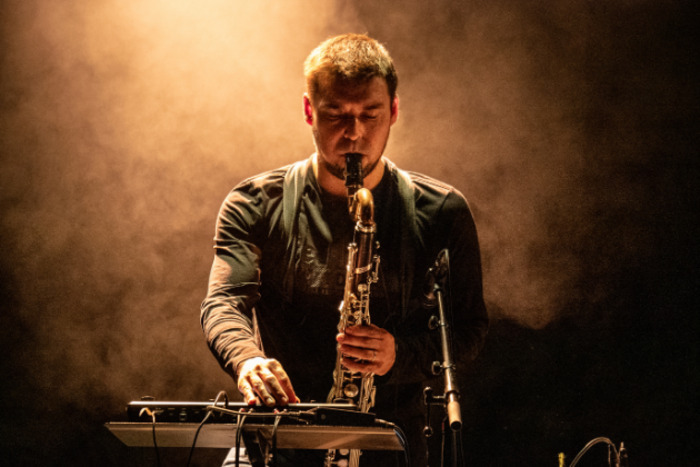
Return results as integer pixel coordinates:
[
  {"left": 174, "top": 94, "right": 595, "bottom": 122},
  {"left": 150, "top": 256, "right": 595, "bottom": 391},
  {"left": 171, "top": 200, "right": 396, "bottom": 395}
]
[
  {"left": 390, "top": 95, "right": 399, "bottom": 125},
  {"left": 303, "top": 94, "right": 313, "bottom": 125}
]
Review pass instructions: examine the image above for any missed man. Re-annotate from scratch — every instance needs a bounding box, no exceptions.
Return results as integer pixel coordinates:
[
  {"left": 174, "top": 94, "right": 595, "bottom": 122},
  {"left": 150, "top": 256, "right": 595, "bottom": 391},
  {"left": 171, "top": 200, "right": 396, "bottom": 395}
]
[{"left": 201, "top": 33, "right": 488, "bottom": 466}]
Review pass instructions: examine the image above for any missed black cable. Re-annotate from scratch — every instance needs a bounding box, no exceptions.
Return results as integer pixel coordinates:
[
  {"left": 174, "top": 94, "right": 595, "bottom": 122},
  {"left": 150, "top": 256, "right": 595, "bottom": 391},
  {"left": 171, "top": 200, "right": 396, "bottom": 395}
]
[
  {"left": 569, "top": 437, "right": 620, "bottom": 467},
  {"left": 456, "top": 425, "right": 465, "bottom": 467},
  {"left": 376, "top": 418, "right": 411, "bottom": 467},
  {"left": 185, "top": 410, "right": 213, "bottom": 467},
  {"left": 440, "top": 417, "right": 447, "bottom": 467},
  {"left": 270, "top": 413, "right": 283, "bottom": 467},
  {"left": 186, "top": 391, "right": 228, "bottom": 467},
  {"left": 138, "top": 408, "right": 161, "bottom": 467},
  {"left": 234, "top": 410, "right": 249, "bottom": 467}
]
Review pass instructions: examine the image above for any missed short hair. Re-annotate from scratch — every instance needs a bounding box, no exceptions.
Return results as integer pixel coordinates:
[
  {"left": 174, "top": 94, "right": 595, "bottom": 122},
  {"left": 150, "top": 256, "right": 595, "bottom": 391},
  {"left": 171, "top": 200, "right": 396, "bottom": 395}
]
[{"left": 304, "top": 33, "right": 398, "bottom": 103}]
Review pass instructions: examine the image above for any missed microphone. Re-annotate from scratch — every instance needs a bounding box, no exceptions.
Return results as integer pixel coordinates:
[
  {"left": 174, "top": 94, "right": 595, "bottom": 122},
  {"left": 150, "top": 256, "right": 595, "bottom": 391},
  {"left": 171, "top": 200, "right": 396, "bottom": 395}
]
[{"left": 422, "top": 249, "right": 449, "bottom": 308}]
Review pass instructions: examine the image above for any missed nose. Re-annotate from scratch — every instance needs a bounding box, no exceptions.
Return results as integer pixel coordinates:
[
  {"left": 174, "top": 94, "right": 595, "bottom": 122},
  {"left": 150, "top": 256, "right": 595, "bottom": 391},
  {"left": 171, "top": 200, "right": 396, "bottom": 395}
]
[{"left": 343, "top": 117, "right": 361, "bottom": 141}]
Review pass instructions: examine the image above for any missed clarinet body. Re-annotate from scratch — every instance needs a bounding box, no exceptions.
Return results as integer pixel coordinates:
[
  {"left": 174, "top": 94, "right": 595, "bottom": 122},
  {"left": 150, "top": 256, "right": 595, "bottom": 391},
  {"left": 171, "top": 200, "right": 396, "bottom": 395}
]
[{"left": 325, "top": 153, "right": 380, "bottom": 467}]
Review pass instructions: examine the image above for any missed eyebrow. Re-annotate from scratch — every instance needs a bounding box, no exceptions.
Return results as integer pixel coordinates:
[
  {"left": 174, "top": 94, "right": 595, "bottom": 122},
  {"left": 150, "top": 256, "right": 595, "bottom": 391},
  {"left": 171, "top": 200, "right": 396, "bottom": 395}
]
[{"left": 320, "top": 101, "right": 385, "bottom": 111}]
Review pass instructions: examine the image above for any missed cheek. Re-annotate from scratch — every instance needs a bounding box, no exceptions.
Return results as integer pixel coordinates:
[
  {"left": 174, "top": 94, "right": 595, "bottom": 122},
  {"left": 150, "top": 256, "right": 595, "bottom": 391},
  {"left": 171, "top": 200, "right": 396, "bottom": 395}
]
[
  {"left": 366, "top": 123, "right": 390, "bottom": 141},
  {"left": 316, "top": 124, "right": 343, "bottom": 143}
]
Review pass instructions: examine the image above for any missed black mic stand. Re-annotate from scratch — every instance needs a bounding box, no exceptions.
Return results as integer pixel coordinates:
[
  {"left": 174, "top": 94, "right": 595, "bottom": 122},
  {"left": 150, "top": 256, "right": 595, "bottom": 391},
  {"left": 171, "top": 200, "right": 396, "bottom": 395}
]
[{"left": 422, "top": 250, "right": 463, "bottom": 467}]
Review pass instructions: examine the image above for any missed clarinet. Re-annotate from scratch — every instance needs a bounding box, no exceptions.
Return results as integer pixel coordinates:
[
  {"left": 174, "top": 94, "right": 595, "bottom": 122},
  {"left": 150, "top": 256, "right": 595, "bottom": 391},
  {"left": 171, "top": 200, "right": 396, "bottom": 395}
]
[{"left": 325, "top": 153, "right": 380, "bottom": 467}]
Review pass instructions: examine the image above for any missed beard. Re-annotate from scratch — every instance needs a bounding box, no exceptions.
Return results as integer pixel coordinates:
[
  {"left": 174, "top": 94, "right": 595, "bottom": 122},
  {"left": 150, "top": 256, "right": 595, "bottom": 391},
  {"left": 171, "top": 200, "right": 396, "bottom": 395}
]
[{"left": 319, "top": 154, "right": 382, "bottom": 183}]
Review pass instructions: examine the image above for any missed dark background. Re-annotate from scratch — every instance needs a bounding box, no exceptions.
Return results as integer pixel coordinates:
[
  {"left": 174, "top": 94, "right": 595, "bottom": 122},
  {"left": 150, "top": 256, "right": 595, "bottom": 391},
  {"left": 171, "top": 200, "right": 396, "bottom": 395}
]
[{"left": 1, "top": 0, "right": 697, "bottom": 465}]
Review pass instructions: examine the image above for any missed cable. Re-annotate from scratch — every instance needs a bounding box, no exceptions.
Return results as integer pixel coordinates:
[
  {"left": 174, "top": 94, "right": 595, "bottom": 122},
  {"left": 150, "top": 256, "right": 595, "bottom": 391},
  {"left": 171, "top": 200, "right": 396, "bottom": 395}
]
[
  {"left": 138, "top": 408, "right": 161, "bottom": 467},
  {"left": 568, "top": 437, "right": 620, "bottom": 467},
  {"left": 270, "top": 413, "right": 282, "bottom": 467},
  {"left": 440, "top": 416, "right": 447, "bottom": 467},
  {"left": 234, "top": 410, "right": 250, "bottom": 467},
  {"left": 186, "top": 391, "right": 228, "bottom": 467},
  {"left": 456, "top": 425, "right": 465, "bottom": 467},
  {"left": 375, "top": 418, "right": 411, "bottom": 467}
]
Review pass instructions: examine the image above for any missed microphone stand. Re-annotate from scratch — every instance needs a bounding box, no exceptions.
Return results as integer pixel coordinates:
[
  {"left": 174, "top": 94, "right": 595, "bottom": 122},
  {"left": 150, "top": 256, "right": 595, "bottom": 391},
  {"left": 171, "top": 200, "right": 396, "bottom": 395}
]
[{"left": 423, "top": 249, "right": 463, "bottom": 467}]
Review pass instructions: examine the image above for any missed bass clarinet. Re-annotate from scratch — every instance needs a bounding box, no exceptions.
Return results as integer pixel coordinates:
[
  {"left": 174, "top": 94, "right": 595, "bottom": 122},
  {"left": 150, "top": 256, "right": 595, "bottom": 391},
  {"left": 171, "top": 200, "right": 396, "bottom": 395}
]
[{"left": 325, "top": 153, "right": 380, "bottom": 467}]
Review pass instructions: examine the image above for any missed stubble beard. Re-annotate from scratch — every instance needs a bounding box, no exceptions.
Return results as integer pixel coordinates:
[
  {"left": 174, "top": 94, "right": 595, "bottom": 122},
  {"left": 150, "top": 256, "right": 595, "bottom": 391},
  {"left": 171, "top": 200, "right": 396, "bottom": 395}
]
[{"left": 320, "top": 154, "right": 382, "bottom": 183}]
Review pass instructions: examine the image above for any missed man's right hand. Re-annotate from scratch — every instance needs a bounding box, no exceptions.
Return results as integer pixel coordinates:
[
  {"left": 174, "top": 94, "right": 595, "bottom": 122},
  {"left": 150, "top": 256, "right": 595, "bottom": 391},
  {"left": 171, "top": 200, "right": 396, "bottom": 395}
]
[{"left": 236, "top": 357, "right": 300, "bottom": 407}]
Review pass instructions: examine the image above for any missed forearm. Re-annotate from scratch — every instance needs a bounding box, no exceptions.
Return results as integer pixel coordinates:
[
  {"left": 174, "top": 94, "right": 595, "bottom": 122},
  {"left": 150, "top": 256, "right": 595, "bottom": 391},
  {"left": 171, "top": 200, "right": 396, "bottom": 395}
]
[
  {"left": 201, "top": 245, "right": 265, "bottom": 377},
  {"left": 201, "top": 293, "right": 265, "bottom": 377},
  {"left": 387, "top": 304, "right": 488, "bottom": 385},
  {"left": 202, "top": 184, "right": 270, "bottom": 377},
  {"left": 387, "top": 191, "right": 489, "bottom": 385}
]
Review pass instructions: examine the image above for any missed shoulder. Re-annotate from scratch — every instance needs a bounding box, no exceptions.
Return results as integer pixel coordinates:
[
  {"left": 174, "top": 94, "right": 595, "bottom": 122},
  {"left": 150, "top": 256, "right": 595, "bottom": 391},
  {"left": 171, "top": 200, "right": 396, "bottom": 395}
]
[
  {"left": 232, "top": 165, "right": 291, "bottom": 198},
  {"left": 406, "top": 171, "right": 464, "bottom": 197},
  {"left": 388, "top": 167, "right": 481, "bottom": 255},
  {"left": 231, "top": 157, "right": 313, "bottom": 198},
  {"left": 391, "top": 166, "right": 470, "bottom": 213},
  {"left": 217, "top": 163, "right": 300, "bottom": 228},
  {"left": 224, "top": 158, "right": 308, "bottom": 206}
]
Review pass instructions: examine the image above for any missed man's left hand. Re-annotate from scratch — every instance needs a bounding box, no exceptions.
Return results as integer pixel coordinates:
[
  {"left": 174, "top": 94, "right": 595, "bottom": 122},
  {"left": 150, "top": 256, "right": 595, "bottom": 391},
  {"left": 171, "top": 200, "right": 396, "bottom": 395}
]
[{"left": 337, "top": 324, "right": 396, "bottom": 376}]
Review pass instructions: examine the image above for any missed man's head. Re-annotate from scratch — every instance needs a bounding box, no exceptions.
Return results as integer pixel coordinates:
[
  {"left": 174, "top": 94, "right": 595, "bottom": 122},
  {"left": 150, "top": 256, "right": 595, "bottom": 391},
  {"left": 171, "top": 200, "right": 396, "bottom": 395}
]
[
  {"left": 304, "top": 33, "right": 398, "bottom": 105},
  {"left": 303, "top": 34, "right": 399, "bottom": 195}
]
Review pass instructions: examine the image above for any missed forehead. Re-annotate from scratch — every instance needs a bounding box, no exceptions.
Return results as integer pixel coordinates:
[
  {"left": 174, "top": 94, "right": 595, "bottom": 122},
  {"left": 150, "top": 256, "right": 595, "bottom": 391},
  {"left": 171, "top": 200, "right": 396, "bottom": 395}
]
[{"left": 314, "top": 75, "right": 391, "bottom": 108}]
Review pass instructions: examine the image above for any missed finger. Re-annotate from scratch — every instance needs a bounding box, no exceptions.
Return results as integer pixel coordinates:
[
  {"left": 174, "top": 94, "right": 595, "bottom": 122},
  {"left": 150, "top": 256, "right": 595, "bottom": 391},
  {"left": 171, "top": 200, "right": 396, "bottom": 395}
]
[
  {"left": 261, "top": 362, "right": 299, "bottom": 405},
  {"left": 339, "top": 342, "right": 372, "bottom": 362},
  {"left": 340, "top": 331, "right": 380, "bottom": 353},
  {"left": 341, "top": 354, "right": 377, "bottom": 375},
  {"left": 344, "top": 324, "right": 382, "bottom": 339},
  {"left": 268, "top": 361, "right": 300, "bottom": 404},
  {"left": 237, "top": 379, "right": 260, "bottom": 405},
  {"left": 256, "top": 372, "right": 286, "bottom": 406},
  {"left": 339, "top": 333, "right": 376, "bottom": 352},
  {"left": 237, "top": 357, "right": 269, "bottom": 404},
  {"left": 238, "top": 358, "right": 299, "bottom": 406},
  {"left": 340, "top": 341, "right": 394, "bottom": 377},
  {"left": 246, "top": 373, "right": 276, "bottom": 406},
  {"left": 339, "top": 342, "right": 378, "bottom": 365}
]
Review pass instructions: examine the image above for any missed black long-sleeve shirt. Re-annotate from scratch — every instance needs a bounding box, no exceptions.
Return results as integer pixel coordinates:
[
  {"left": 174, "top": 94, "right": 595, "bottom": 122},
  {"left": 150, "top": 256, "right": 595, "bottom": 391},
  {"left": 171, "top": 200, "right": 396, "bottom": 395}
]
[{"left": 201, "top": 155, "right": 488, "bottom": 462}]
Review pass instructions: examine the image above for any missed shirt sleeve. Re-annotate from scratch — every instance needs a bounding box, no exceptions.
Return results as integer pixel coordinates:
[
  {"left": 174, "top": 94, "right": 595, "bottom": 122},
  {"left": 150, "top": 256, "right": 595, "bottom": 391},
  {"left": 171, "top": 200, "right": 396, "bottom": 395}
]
[
  {"left": 387, "top": 188, "right": 489, "bottom": 385},
  {"left": 200, "top": 183, "right": 268, "bottom": 378},
  {"left": 441, "top": 191, "right": 489, "bottom": 364}
]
